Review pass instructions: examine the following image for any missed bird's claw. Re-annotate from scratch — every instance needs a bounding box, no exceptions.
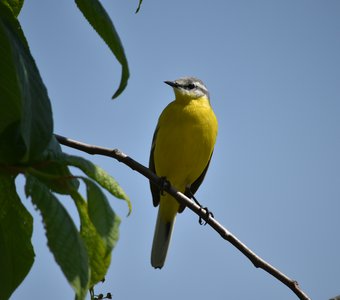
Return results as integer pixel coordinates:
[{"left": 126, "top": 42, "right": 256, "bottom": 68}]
[
  {"left": 188, "top": 191, "right": 214, "bottom": 225},
  {"left": 199, "top": 207, "right": 214, "bottom": 225}
]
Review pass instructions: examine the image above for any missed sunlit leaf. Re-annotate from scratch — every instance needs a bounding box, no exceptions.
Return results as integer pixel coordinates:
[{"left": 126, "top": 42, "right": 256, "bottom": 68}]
[
  {"left": 62, "top": 153, "right": 131, "bottom": 215},
  {"left": 3, "top": 0, "right": 24, "bottom": 16},
  {"left": 71, "top": 191, "right": 112, "bottom": 287},
  {"left": 25, "top": 175, "right": 89, "bottom": 300},
  {"left": 82, "top": 177, "right": 120, "bottom": 255}
]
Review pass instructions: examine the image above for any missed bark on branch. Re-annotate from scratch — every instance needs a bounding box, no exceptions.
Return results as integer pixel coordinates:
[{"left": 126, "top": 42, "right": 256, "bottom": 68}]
[{"left": 54, "top": 134, "right": 311, "bottom": 300}]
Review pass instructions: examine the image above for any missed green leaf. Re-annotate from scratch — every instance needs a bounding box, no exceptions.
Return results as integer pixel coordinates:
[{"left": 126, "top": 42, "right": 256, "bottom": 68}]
[
  {"left": 0, "top": 2, "right": 53, "bottom": 163},
  {"left": 75, "top": 0, "right": 129, "bottom": 99},
  {"left": 82, "top": 177, "right": 120, "bottom": 256},
  {"left": 29, "top": 136, "right": 80, "bottom": 194},
  {"left": 25, "top": 175, "right": 89, "bottom": 300},
  {"left": 62, "top": 153, "right": 131, "bottom": 215},
  {"left": 135, "top": 0, "right": 143, "bottom": 13},
  {"left": 71, "top": 191, "right": 113, "bottom": 287},
  {"left": 0, "top": 173, "right": 34, "bottom": 300},
  {"left": 3, "top": 0, "right": 24, "bottom": 16}
]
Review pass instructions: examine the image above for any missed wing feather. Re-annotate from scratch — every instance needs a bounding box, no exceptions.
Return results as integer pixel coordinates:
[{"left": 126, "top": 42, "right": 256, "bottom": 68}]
[
  {"left": 179, "top": 152, "right": 213, "bottom": 213},
  {"left": 149, "top": 127, "right": 160, "bottom": 207}
]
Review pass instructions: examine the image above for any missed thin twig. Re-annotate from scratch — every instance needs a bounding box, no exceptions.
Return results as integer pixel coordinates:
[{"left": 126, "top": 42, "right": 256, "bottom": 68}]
[{"left": 54, "top": 134, "right": 311, "bottom": 300}]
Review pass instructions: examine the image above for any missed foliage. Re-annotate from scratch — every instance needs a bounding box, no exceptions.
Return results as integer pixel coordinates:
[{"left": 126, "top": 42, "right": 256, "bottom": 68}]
[{"left": 0, "top": 0, "right": 134, "bottom": 299}]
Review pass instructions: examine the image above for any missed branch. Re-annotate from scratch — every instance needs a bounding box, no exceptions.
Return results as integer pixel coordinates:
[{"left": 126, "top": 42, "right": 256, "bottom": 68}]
[{"left": 54, "top": 134, "right": 311, "bottom": 300}]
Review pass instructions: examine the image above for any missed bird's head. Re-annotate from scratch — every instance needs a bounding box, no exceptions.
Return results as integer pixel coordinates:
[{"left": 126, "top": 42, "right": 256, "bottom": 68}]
[{"left": 164, "top": 77, "right": 210, "bottom": 101}]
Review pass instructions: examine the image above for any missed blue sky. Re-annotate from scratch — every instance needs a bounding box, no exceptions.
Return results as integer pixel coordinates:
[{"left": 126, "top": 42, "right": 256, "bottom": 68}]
[{"left": 13, "top": 1, "right": 340, "bottom": 299}]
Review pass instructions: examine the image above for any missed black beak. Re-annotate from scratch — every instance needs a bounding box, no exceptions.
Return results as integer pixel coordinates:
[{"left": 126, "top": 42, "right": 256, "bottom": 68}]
[{"left": 164, "top": 80, "right": 178, "bottom": 88}]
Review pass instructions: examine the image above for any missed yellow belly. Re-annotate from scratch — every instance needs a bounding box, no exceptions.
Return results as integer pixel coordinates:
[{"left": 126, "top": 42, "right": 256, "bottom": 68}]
[{"left": 154, "top": 98, "right": 218, "bottom": 193}]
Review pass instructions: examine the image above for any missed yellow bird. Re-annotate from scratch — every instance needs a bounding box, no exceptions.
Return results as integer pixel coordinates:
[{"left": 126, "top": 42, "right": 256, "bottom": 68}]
[{"left": 149, "top": 77, "right": 218, "bottom": 269}]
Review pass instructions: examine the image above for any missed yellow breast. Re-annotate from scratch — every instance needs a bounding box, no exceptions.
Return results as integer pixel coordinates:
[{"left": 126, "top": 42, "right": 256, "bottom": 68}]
[{"left": 154, "top": 96, "right": 218, "bottom": 192}]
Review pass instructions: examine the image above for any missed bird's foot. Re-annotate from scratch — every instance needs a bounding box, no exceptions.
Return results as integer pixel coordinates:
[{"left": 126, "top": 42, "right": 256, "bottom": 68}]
[
  {"left": 189, "top": 193, "right": 214, "bottom": 225},
  {"left": 198, "top": 206, "right": 214, "bottom": 225}
]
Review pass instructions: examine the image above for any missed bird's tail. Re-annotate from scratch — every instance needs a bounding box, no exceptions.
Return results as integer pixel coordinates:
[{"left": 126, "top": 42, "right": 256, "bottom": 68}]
[{"left": 151, "top": 207, "right": 176, "bottom": 269}]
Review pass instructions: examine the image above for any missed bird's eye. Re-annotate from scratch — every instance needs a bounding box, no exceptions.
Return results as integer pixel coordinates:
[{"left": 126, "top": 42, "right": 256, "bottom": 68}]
[{"left": 187, "top": 83, "right": 196, "bottom": 90}]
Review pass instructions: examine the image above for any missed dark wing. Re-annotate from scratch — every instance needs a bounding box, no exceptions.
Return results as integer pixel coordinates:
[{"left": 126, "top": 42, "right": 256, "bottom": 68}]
[
  {"left": 189, "top": 153, "right": 213, "bottom": 195},
  {"left": 180, "top": 152, "right": 213, "bottom": 213},
  {"left": 149, "top": 127, "right": 160, "bottom": 207}
]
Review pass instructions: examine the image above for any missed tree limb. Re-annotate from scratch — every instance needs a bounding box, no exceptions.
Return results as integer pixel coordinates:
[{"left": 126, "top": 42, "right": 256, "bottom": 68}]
[{"left": 54, "top": 134, "right": 311, "bottom": 300}]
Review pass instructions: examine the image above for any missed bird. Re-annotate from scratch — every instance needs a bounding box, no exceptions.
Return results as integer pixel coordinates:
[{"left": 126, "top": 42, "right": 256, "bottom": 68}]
[{"left": 149, "top": 76, "right": 218, "bottom": 269}]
